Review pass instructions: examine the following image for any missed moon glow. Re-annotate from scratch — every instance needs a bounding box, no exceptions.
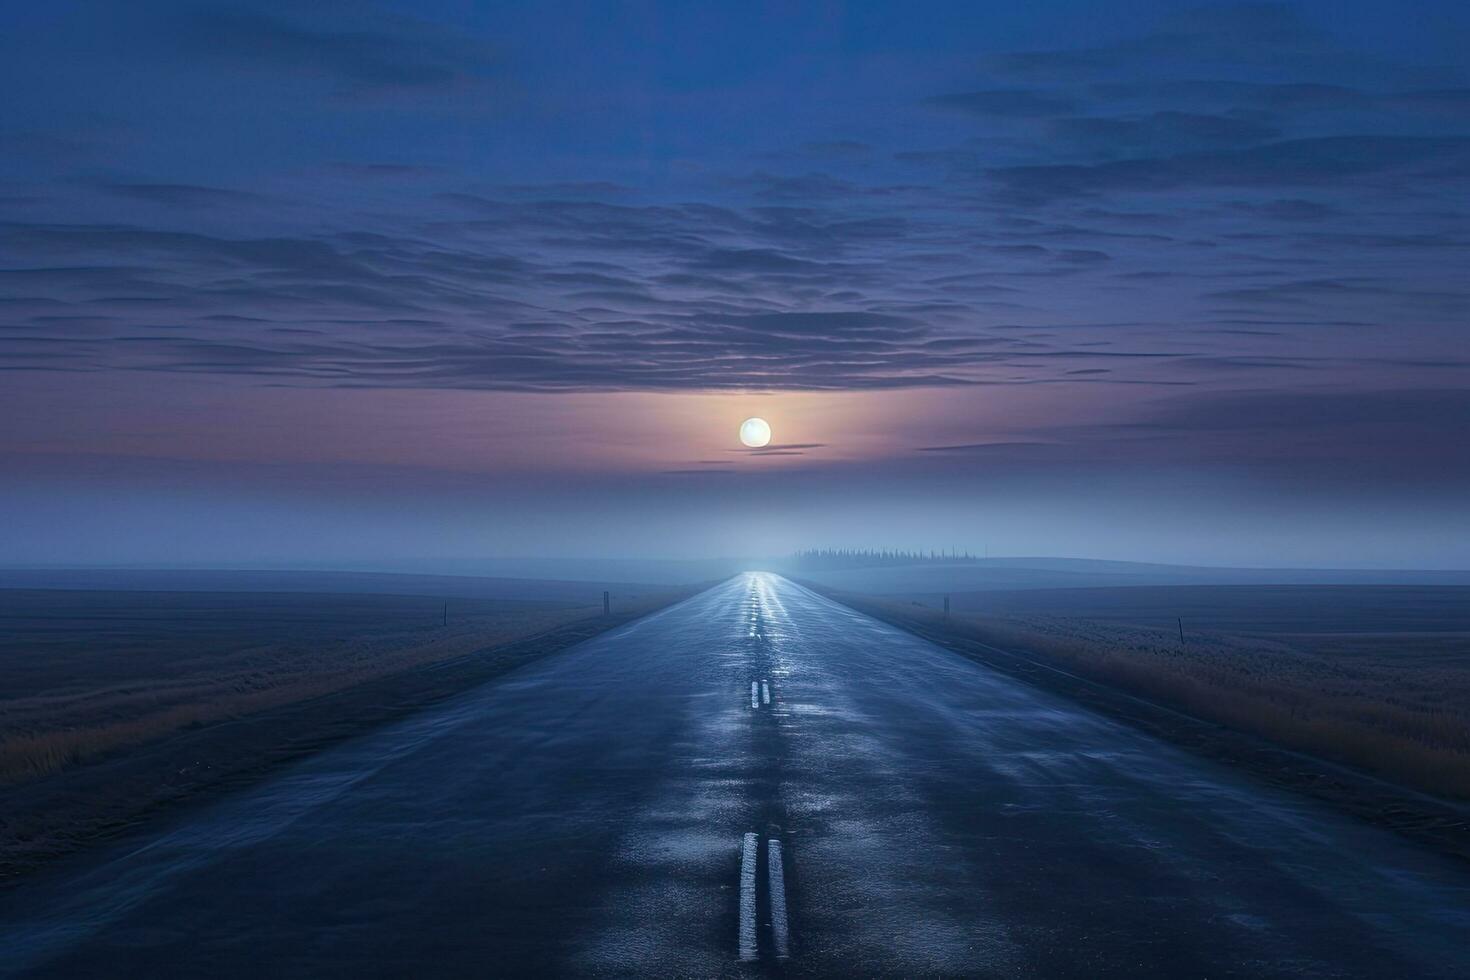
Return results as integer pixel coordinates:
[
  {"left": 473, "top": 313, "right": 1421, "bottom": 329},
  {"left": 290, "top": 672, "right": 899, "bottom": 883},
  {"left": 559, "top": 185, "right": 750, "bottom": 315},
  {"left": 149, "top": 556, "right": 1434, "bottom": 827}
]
[{"left": 739, "top": 417, "right": 772, "bottom": 448}]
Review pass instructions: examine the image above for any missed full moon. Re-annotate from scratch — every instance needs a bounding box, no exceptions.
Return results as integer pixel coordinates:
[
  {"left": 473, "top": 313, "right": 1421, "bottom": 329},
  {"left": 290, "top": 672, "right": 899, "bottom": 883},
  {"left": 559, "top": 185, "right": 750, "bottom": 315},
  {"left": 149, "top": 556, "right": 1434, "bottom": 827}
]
[{"left": 739, "top": 417, "right": 772, "bottom": 448}]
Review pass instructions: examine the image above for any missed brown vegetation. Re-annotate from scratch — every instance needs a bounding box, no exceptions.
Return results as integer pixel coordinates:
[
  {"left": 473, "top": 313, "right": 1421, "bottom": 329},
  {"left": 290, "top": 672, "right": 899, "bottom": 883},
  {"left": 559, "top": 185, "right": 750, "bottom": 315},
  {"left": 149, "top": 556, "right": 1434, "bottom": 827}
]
[
  {"left": 0, "top": 587, "right": 688, "bottom": 881},
  {"left": 832, "top": 593, "right": 1470, "bottom": 801},
  {"left": 0, "top": 592, "right": 593, "bottom": 787}
]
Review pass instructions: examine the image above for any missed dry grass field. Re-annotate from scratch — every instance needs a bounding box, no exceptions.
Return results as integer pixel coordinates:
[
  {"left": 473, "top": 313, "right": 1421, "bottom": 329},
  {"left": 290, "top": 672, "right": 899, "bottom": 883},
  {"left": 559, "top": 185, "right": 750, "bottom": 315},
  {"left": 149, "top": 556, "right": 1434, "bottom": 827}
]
[
  {"left": 831, "top": 585, "right": 1470, "bottom": 801},
  {"left": 0, "top": 590, "right": 596, "bottom": 786},
  {"left": 0, "top": 583, "right": 687, "bottom": 879}
]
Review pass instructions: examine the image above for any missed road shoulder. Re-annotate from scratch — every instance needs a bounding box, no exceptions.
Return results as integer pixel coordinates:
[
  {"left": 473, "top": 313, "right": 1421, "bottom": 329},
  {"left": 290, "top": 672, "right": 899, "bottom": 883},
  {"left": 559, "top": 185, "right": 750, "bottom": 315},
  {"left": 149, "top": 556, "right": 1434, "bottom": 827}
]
[
  {"left": 806, "top": 583, "right": 1470, "bottom": 865},
  {"left": 0, "top": 590, "right": 697, "bottom": 886}
]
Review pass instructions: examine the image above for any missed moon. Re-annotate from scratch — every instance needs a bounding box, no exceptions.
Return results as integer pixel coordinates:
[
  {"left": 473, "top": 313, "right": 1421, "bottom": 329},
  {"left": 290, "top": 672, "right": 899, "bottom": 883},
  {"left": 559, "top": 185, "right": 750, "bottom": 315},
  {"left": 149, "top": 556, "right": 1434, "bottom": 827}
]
[{"left": 739, "top": 417, "right": 772, "bottom": 448}]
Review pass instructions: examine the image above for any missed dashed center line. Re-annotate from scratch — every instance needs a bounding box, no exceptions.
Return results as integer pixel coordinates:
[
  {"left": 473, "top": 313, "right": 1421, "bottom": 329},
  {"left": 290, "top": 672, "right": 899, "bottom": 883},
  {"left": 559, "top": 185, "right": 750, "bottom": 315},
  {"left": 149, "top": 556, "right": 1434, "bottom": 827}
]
[
  {"left": 761, "top": 680, "right": 771, "bottom": 705},
  {"left": 735, "top": 832, "right": 794, "bottom": 962},
  {"left": 767, "top": 839, "right": 790, "bottom": 959},
  {"left": 738, "top": 832, "right": 759, "bottom": 961}
]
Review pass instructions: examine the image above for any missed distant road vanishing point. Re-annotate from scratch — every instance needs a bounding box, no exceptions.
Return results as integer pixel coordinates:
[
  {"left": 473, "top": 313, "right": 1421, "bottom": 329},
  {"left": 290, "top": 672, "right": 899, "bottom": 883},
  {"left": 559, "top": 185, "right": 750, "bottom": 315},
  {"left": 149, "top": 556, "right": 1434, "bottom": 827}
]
[{"left": 2, "top": 573, "right": 1468, "bottom": 977}]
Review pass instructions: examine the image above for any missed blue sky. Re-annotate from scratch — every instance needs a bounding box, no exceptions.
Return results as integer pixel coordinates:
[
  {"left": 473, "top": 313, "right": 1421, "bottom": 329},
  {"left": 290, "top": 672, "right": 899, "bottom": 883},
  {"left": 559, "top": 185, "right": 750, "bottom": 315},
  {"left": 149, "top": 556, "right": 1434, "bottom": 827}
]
[{"left": 2, "top": 2, "right": 1468, "bottom": 565}]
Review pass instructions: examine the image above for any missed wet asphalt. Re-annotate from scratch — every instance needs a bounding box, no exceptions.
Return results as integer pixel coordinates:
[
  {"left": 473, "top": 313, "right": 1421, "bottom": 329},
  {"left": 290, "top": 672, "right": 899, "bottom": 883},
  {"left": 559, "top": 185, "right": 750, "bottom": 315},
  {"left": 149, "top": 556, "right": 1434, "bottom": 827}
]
[{"left": 1, "top": 572, "right": 1468, "bottom": 977}]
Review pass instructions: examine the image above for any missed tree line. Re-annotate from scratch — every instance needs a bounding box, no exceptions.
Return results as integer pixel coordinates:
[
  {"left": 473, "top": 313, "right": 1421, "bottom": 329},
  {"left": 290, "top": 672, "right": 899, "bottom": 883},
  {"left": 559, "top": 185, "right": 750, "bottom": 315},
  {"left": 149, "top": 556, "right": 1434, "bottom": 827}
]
[{"left": 791, "top": 548, "right": 977, "bottom": 569}]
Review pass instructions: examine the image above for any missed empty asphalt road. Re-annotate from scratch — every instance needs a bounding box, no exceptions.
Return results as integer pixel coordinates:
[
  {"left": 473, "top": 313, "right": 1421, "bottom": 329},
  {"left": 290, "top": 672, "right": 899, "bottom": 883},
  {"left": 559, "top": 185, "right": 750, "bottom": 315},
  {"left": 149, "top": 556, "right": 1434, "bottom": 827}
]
[{"left": 2, "top": 573, "right": 1468, "bottom": 977}]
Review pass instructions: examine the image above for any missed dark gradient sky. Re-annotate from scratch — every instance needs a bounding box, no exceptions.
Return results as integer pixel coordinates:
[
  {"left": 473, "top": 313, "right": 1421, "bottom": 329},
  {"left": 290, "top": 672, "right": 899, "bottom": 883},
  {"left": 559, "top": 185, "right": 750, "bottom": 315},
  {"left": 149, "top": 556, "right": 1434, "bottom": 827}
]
[{"left": 3, "top": 1, "right": 1468, "bottom": 567}]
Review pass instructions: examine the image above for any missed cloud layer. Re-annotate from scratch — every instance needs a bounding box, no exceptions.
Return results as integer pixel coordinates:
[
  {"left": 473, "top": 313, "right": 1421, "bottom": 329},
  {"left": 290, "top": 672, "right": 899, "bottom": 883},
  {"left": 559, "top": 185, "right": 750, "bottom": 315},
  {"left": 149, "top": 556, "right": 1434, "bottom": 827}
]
[{"left": 1, "top": 0, "right": 1467, "bottom": 507}]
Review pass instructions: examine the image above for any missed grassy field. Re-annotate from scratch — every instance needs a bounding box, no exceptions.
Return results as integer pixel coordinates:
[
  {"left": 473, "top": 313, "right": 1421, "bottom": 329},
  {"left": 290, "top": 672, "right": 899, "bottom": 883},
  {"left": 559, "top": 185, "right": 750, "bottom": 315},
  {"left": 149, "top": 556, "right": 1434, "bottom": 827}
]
[
  {"left": 0, "top": 590, "right": 595, "bottom": 786},
  {"left": 0, "top": 581, "right": 687, "bottom": 879},
  {"left": 828, "top": 584, "right": 1470, "bottom": 801}
]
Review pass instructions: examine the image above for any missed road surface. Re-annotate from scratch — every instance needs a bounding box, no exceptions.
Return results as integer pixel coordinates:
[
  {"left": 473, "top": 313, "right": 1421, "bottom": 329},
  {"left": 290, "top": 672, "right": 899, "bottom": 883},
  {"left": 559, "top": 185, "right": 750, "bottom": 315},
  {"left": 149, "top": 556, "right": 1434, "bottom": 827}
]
[{"left": 2, "top": 573, "right": 1467, "bottom": 977}]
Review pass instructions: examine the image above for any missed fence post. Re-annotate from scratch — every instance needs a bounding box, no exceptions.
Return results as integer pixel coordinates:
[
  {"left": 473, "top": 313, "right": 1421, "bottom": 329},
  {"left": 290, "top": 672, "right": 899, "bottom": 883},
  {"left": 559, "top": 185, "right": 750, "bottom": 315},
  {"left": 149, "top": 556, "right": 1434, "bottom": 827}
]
[{"left": 603, "top": 590, "right": 611, "bottom": 616}]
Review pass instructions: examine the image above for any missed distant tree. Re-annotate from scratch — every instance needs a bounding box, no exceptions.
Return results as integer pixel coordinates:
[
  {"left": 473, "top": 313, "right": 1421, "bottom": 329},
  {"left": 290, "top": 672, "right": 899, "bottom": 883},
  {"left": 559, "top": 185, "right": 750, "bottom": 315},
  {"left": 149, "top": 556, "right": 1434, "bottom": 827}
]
[{"left": 792, "top": 548, "right": 978, "bottom": 569}]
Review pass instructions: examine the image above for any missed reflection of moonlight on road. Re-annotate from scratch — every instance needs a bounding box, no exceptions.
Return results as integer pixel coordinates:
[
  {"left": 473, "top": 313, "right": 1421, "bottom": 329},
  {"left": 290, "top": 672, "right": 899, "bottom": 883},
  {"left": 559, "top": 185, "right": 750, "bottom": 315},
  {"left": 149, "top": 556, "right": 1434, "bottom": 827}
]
[{"left": 739, "top": 417, "right": 772, "bottom": 448}]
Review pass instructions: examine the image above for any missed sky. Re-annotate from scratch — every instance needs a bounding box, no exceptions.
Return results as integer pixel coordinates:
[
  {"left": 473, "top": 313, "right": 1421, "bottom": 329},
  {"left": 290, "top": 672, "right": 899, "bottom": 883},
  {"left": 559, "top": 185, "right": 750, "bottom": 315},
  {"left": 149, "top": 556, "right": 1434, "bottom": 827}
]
[{"left": 2, "top": 1, "right": 1468, "bottom": 567}]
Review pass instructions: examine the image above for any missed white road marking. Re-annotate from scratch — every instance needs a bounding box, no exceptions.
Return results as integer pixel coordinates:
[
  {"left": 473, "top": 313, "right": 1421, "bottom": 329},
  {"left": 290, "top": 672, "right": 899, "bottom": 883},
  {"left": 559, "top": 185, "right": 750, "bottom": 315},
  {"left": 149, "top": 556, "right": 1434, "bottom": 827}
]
[
  {"left": 767, "top": 838, "right": 790, "bottom": 959},
  {"left": 750, "top": 681, "right": 760, "bottom": 709},
  {"left": 739, "top": 832, "right": 759, "bottom": 961},
  {"left": 761, "top": 680, "right": 771, "bottom": 704}
]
